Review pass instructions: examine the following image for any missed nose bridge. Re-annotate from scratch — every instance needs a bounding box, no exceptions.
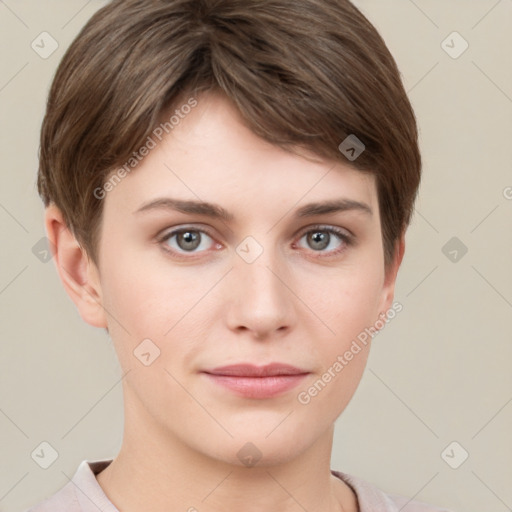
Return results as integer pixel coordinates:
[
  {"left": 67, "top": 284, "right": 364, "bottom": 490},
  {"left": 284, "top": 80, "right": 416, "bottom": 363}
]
[
  {"left": 237, "top": 236, "right": 289, "bottom": 304},
  {"left": 227, "top": 234, "right": 295, "bottom": 336}
]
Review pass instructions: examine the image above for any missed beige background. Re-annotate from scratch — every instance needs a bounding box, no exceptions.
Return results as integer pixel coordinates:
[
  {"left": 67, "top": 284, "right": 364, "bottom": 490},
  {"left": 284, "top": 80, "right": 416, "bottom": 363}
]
[{"left": 1, "top": 1, "right": 511, "bottom": 511}]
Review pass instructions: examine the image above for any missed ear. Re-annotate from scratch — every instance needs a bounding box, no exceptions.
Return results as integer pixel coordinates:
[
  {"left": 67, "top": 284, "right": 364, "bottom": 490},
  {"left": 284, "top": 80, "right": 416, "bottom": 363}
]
[
  {"left": 377, "top": 232, "right": 406, "bottom": 317},
  {"left": 45, "top": 204, "right": 108, "bottom": 328}
]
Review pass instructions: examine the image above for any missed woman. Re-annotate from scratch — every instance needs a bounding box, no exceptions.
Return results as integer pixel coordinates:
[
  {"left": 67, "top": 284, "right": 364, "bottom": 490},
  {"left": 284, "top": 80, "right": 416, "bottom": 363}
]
[{"left": 27, "top": 0, "right": 451, "bottom": 510}]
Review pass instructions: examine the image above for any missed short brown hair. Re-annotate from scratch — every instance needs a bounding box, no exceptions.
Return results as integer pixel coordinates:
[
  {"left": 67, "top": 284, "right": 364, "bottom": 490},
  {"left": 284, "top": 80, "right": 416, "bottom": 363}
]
[{"left": 38, "top": 0, "right": 421, "bottom": 269}]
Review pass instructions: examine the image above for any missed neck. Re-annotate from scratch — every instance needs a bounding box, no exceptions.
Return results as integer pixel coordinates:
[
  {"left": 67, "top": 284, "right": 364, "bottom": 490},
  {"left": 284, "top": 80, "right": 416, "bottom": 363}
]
[{"left": 95, "top": 406, "right": 358, "bottom": 512}]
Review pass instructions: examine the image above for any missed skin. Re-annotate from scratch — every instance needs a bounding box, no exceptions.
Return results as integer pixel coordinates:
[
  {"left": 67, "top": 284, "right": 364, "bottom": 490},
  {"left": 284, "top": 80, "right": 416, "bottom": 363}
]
[{"left": 46, "top": 91, "right": 404, "bottom": 512}]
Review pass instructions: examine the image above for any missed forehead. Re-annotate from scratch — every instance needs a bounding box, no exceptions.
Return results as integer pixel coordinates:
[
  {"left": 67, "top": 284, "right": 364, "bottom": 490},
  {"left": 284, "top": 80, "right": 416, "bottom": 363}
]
[{"left": 103, "top": 93, "right": 378, "bottom": 219}]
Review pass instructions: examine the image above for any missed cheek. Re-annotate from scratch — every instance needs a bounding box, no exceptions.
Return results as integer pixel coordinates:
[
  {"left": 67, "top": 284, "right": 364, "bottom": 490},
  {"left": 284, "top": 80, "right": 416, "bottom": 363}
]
[
  {"left": 298, "top": 262, "right": 383, "bottom": 400},
  {"left": 307, "top": 262, "right": 384, "bottom": 341},
  {"left": 98, "top": 252, "right": 164, "bottom": 353},
  {"left": 296, "top": 276, "right": 377, "bottom": 417},
  {"left": 99, "top": 251, "right": 217, "bottom": 365}
]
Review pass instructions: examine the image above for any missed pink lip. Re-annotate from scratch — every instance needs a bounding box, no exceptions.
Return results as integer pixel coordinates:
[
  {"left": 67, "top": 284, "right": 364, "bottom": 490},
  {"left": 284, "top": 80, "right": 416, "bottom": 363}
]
[{"left": 201, "top": 363, "right": 310, "bottom": 399}]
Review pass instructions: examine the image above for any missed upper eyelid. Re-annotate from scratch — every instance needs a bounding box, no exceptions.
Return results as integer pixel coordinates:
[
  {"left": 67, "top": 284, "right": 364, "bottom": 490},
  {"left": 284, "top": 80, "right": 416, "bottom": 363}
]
[
  {"left": 158, "top": 223, "right": 351, "bottom": 237},
  {"left": 158, "top": 224, "right": 216, "bottom": 241},
  {"left": 297, "top": 224, "right": 352, "bottom": 238}
]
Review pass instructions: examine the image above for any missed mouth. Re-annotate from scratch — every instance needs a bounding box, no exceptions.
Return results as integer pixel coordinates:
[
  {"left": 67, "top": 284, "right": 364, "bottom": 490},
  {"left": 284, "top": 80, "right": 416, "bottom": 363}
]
[{"left": 201, "top": 363, "right": 310, "bottom": 399}]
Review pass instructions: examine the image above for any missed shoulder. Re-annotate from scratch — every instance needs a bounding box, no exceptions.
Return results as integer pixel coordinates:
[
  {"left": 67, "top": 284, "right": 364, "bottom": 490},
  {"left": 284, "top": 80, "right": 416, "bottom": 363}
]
[
  {"left": 24, "top": 459, "right": 115, "bottom": 512},
  {"left": 386, "top": 492, "right": 454, "bottom": 512},
  {"left": 331, "top": 469, "right": 455, "bottom": 512},
  {"left": 23, "top": 479, "right": 78, "bottom": 512}
]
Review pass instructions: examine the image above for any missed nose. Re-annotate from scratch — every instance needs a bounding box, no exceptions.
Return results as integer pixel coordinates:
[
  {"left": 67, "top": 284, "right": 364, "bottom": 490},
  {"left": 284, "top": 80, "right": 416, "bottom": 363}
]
[{"left": 225, "top": 244, "right": 296, "bottom": 340}]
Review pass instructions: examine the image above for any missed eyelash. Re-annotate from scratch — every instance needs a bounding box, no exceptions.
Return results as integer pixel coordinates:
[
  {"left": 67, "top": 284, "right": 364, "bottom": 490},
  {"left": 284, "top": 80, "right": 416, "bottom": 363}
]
[{"left": 157, "top": 224, "right": 354, "bottom": 260}]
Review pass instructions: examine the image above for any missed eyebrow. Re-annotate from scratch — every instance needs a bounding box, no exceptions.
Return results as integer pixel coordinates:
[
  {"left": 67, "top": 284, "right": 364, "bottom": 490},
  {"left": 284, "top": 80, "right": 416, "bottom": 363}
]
[{"left": 134, "top": 197, "right": 373, "bottom": 220}]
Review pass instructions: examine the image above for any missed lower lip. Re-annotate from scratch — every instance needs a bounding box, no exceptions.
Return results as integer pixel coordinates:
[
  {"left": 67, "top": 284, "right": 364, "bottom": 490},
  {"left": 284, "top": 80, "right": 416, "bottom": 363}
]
[{"left": 202, "top": 373, "right": 309, "bottom": 399}]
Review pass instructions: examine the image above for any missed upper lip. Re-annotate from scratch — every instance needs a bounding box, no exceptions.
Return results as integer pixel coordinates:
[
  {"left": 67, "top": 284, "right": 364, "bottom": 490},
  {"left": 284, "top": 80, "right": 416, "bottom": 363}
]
[{"left": 203, "top": 363, "right": 309, "bottom": 377}]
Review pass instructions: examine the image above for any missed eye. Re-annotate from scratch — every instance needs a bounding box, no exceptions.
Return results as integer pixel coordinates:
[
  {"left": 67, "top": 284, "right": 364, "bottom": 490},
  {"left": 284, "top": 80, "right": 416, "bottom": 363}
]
[
  {"left": 157, "top": 224, "right": 353, "bottom": 259},
  {"left": 158, "top": 227, "right": 219, "bottom": 256},
  {"left": 295, "top": 225, "right": 353, "bottom": 256}
]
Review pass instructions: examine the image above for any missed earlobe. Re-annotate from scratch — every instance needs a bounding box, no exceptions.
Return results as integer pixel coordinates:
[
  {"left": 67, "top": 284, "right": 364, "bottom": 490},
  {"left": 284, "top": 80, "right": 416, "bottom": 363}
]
[{"left": 44, "top": 204, "right": 108, "bottom": 328}]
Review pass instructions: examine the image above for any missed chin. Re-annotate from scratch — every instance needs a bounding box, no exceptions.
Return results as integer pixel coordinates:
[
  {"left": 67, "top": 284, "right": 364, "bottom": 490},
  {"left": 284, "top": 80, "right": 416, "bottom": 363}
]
[{"left": 194, "top": 427, "right": 316, "bottom": 469}]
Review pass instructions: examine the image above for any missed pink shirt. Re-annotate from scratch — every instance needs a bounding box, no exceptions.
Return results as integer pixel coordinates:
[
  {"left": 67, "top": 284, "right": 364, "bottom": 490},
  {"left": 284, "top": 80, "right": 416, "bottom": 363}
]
[{"left": 25, "top": 459, "right": 453, "bottom": 512}]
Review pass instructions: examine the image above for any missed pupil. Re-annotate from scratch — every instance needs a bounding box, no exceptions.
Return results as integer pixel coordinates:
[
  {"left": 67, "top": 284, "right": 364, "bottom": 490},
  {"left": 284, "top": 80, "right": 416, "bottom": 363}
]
[
  {"left": 309, "top": 231, "right": 329, "bottom": 250},
  {"left": 179, "top": 231, "right": 200, "bottom": 251}
]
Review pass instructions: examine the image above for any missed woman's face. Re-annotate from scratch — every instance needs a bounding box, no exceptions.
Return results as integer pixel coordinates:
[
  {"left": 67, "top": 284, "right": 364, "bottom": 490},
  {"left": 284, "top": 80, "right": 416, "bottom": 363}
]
[{"left": 92, "top": 92, "right": 400, "bottom": 466}]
